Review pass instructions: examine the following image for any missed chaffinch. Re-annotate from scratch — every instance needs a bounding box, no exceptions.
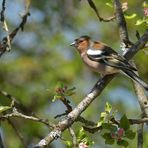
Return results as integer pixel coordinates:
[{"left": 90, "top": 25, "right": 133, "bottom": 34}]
[{"left": 70, "top": 35, "right": 148, "bottom": 91}]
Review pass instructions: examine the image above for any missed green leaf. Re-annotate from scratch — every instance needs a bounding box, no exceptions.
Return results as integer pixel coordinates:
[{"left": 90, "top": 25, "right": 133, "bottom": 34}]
[
  {"left": 98, "top": 113, "right": 106, "bottom": 126},
  {"left": 143, "top": 1, "right": 148, "bottom": 7},
  {"left": 77, "top": 128, "right": 94, "bottom": 146},
  {"left": 64, "top": 141, "right": 72, "bottom": 148},
  {"left": 105, "top": 102, "right": 112, "bottom": 113},
  {"left": 102, "top": 132, "right": 115, "bottom": 145},
  {"left": 100, "top": 112, "right": 107, "bottom": 118},
  {"left": 102, "top": 123, "right": 112, "bottom": 130},
  {"left": 68, "top": 87, "right": 76, "bottom": 92},
  {"left": 52, "top": 95, "right": 61, "bottom": 102},
  {"left": 65, "top": 91, "right": 75, "bottom": 96},
  {"left": 77, "top": 128, "right": 86, "bottom": 141},
  {"left": 52, "top": 96, "right": 57, "bottom": 102},
  {"left": 105, "top": 139, "right": 115, "bottom": 145},
  {"left": 106, "top": 2, "right": 113, "bottom": 8},
  {"left": 125, "top": 130, "right": 136, "bottom": 139},
  {"left": 125, "top": 13, "right": 137, "bottom": 19},
  {"left": 65, "top": 87, "right": 76, "bottom": 96},
  {"left": 119, "top": 115, "right": 130, "bottom": 130},
  {"left": 102, "top": 132, "right": 111, "bottom": 140},
  {"left": 0, "top": 106, "right": 11, "bottom": 113},
  {"left": 117, "top": 139, "right": 129, "bottom": 147},
  {"left": 102, "top": 123, "right": 117, "bottom": 132},
  {"left": 135, "top": 19, "right": 145, "bottom": 26}
]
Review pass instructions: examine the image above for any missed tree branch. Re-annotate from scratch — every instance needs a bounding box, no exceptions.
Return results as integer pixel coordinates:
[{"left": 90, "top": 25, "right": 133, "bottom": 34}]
[
  {"left": 0, "top": 108, "right": 54, "bottom": 129},
  {"left": 87, "top": 0, "right": 115, "bottom": 22},
  {"left": 86, "top": 0, "right": 128, "bottom": 22},
  {"left": 0, "top": 0, "right": 30, "bottom": 56},
  {"left": 0, "top": 90, "right": 37, "bottom": 114},
  {"left": 0, "top": 0, "right": 11, "bottom": 51}
]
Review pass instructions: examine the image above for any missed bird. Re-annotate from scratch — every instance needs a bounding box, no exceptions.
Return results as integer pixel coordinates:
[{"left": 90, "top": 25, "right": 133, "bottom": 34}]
[{"left": 70, "top": 35, "right": 148, "bottom": 91}]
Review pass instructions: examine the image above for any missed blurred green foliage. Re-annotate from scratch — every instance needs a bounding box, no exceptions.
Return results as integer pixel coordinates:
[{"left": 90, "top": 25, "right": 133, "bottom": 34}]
[{"left": 0, "top": 0, "right": 148, "bottom": 147}]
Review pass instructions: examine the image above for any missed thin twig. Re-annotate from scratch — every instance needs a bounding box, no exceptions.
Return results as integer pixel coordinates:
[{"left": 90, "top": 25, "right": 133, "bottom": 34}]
[
  {"left": 136, "top": 30, "right": 141, "bottom": 40},
  {"left": 87, "top": 0, "right": 115, "bottom": 22},
  {"left": 137, "top": 123, "right": 143, "bottom": 148},
  {"left": 129, "top": 118, "right": 148, "bottom": 124},
  {"left": 8, "top": 119, "right": 27, "bottom": 148},
  {"left": 69, "top": 127, "right": 78, "bottom": 148},
  {"left": 0, "top": 90, "right": 55, "bottom": 128},
  {"left": 0, "top": 90, "right": 32, "bottom": 114},
  {"left": 83, "top": 126, "right": 102, "bottom": 134},
  {"left": 143, "top": 49, "right": 148, "bottom": 55},
  {"left": 86, "top": 0, "right": 128, "bottom": 22},
  {"left": 0, "top": 0, "right": 30, "bottom": 56},
  {"left": 1, "top": 108, "right": 55, "bottom": 129},
  {"left": 0, "top": 90, "right": 20, "bottom": 106},
  {"left": 0, "top": 0, "right": 6, "bottom": 22},
  {"left": 77, "top": 116, "right": 97, "bottom": 126},
  {"left": 54, "top": 112, "right": 67, "bottom": 119},
  {"left": 54, "top": 97, "right": 72, "bottom": 118},
  {"left": 114, "top": 0, "right": 132, "bottom": 46},
  {"left": 54, "top": 86, "right": 74, "bottom": 118},
  {"left": 0, "top": 132, "right": 4, "bottom": 148},
  {"left": 0, "top": 0, "right": 11, "bottom": 51}
]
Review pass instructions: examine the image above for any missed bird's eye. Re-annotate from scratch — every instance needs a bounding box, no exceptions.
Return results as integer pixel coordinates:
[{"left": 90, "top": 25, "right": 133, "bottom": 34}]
[{"left": 79, "top": 40, "right": 83, "bottom": 43}]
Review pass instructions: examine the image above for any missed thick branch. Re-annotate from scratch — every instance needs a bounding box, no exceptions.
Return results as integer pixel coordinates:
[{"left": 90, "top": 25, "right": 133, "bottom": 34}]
[
  {"left": 132, "top": 63, "right": 148, "bottom": 117},
  {"left": 34, "top": 30, "right": 148, "bottom": 147},
  {"left": 130, "top": 62, "right": 148, "bottom": 148}
]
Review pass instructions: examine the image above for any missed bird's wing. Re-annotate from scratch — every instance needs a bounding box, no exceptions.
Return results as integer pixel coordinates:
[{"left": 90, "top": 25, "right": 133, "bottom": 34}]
[{"left": 87, "top": 46, "right": 137, "bottom": 71}]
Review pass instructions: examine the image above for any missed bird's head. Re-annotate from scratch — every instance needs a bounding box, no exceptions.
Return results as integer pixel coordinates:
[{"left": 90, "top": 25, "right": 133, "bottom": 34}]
[{"left": 70, "top": 35, "right": 90, "bottom": 54}]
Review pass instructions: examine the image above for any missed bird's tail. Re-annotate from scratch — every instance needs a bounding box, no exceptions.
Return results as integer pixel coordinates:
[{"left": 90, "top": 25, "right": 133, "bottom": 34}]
[{"left": 122, "top": 70, "right": 148, "bottom": 91}]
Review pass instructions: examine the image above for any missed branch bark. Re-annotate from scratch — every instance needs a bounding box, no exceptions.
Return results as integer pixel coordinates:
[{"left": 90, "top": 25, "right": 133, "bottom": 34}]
[
  {"left": 132, "top": 64, "right": 148, "bottom": 117},
  {"left": 114, "top": 0, "right": 130, "bottom": 44},
  {"left": 137, "top": 124, "right": 143, "bottom": 148},
  {"left": 131, "top": 62, "right": 148, "bottom": 148}
]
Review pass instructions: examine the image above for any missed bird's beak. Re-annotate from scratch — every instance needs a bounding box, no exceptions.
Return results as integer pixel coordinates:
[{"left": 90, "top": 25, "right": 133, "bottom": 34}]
[{"left": 70, "top": 41, "right": 76, "bottom": 47}]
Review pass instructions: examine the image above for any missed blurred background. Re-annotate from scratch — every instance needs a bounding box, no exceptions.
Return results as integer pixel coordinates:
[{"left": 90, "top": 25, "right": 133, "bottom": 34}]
[{"left": 0, "top": 0, "right": 148, "bottom": 147}]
